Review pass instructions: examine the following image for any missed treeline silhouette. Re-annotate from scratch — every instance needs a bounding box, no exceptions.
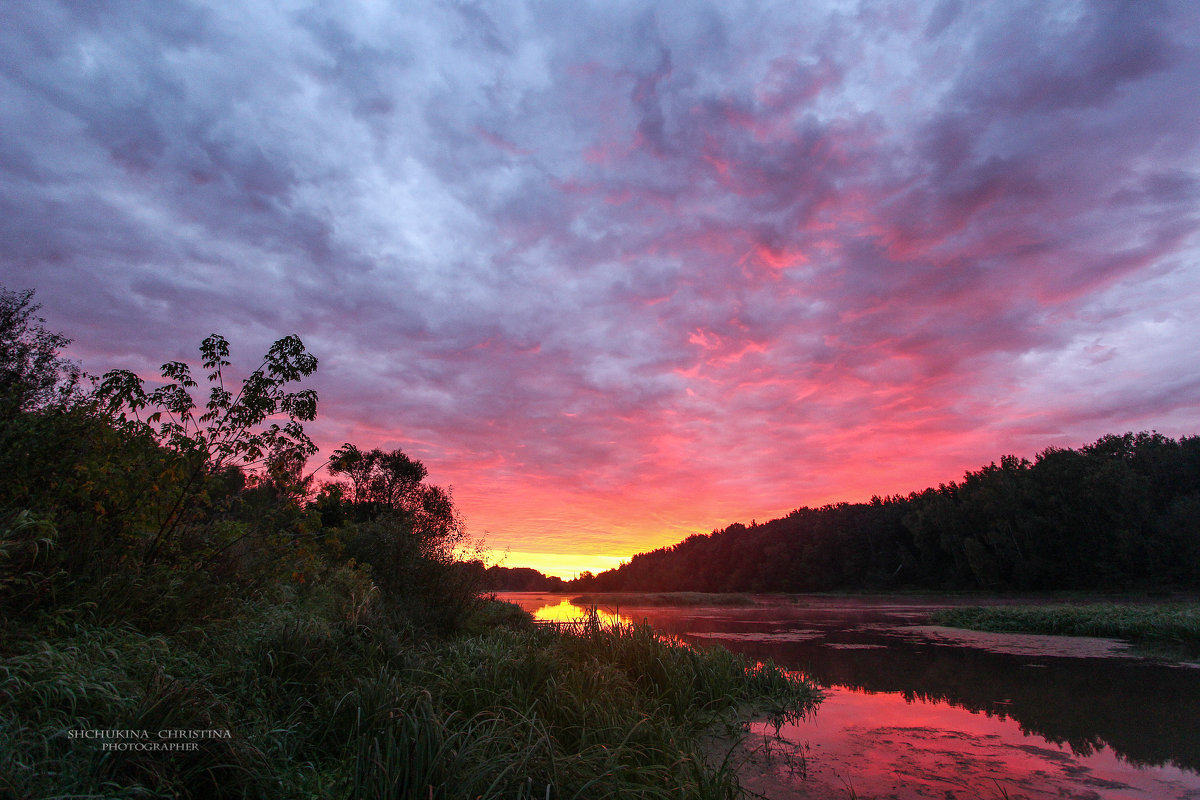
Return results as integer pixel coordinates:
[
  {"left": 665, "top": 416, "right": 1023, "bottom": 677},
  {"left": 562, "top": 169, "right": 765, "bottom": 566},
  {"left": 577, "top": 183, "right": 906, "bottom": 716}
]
[
  {"left": 469, "top": 564, "right": 568, "bottom": 592},
  {"left": 577, "top": 434, "right": 1200, "bottom": 592}
]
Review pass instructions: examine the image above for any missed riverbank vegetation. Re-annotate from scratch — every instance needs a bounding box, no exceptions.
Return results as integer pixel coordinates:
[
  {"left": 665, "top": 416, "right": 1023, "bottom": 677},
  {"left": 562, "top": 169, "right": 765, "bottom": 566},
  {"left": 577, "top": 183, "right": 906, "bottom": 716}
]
[
  {"left": 577, "top": 435, "right": 1200, "bottom": 594},
  {"left": 932, "top": 602, "right": 1200, "bottom": 657},
  {"left": 0, "top": 287, "right": 817, "bottom": 799},
  {"left": 2, "top": 594, "right": 817, "bottom": 798}
]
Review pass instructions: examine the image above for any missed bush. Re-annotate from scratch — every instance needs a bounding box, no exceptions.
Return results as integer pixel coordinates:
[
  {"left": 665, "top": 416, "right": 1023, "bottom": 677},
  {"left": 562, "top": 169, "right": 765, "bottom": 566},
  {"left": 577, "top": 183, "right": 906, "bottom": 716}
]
[{"left": 343, "top": 513, "right": 482, "bottom": 633}]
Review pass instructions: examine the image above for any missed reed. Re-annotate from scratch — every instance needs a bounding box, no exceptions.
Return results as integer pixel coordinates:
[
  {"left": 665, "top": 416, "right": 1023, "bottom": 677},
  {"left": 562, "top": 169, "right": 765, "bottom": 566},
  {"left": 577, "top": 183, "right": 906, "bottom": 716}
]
[{"left": 1, "top": 598, "right": 819, "bottom": 799}]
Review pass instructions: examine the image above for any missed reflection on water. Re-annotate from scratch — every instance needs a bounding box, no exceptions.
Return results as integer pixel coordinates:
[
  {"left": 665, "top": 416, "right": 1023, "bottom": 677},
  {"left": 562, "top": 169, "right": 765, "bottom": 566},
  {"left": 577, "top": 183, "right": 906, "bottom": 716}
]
[
  {"left": 500, "top": 593, "right": 1200, "bottom": 799},
  {"left": 747, "top": 688, "right": 1200, "bottom": 800},
  {"left": 527, "top": 597, "right": 630, "bottom": 626}
]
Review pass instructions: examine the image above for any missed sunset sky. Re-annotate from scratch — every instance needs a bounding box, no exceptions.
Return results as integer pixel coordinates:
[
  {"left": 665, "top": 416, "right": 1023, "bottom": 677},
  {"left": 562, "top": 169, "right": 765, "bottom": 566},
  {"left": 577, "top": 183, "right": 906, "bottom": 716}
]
[{"left": 3, "top": 1, "right": 1199, "bottom": 578}]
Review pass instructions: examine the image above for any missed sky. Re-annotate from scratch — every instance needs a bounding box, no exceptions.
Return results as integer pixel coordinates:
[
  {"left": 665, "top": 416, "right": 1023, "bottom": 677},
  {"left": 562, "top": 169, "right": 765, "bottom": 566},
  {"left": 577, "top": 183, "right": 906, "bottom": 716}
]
[{"left": 3, "top": 1, "right": 1199, "bottom": 579}]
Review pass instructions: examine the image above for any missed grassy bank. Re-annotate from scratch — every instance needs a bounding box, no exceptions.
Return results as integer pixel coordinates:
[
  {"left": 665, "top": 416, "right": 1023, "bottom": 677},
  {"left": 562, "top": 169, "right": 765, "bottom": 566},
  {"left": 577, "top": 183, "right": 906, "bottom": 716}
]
[
  {"left": 1, "top": 594, "right": 818, "bottom": 799},
  {"left": 0, "top": 316, "right": 822, "bottom": 799},
  {"left": 571, "top": 592, "right": 759, "bottom": 607},
  {"left": 932, "top": 602, "right": 1200, "bottom": 656}
]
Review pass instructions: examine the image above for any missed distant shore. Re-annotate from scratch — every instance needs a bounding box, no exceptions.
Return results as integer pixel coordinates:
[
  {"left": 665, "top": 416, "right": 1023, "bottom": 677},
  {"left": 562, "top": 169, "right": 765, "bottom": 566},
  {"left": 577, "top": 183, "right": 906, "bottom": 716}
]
[{"left": 570, "top": 591, "right": 760, "bottom": 606}]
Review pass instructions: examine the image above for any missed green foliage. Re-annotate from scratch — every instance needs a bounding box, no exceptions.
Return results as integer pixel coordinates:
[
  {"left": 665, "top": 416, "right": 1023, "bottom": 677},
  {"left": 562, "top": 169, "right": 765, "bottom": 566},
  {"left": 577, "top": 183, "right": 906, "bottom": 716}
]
[
  {"left": 932, "top": 602, "right": 1200, "bottom": 655},
  {"left": 97, "top": 333, "right": 318, "bottom": 472},
  {"left": 328, "top": 443, "right": 427, "bottom": 510},
  {"left": 347, "top": 688, "right": 531, "bottom": 800},
  {"left": 0, "top": 306, "right": 329, "bottom": 628},
  {"left": 342, "top": 511, "right": 478, "bottom": 634},
  {"left": 95, "top": 333, "right": 319, "bottom": 566},
  {"left": 0, "top": 398, "right": 186, "bottom": 621},
  {"left": 318, "top": 440, "right": 477, "bottom": 633},
  {"left": 460, "top": 598, "right": 538, "bottom": 635},
  {"left": 2, "top": 595, "right": 820, "bottom": 799},
  {"left": 0, "top": 623, "right": 271, "bottom": 799},
  {"left": 0, "top": 393, "right": 322, "bottom": 627}
]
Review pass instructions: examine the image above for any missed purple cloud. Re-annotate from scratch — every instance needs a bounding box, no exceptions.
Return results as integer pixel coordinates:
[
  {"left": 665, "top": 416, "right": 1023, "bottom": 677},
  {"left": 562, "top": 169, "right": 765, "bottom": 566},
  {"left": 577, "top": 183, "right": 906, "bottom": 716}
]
[{"left": 2, "top": 0, "right": 1198, "bottom": 575}]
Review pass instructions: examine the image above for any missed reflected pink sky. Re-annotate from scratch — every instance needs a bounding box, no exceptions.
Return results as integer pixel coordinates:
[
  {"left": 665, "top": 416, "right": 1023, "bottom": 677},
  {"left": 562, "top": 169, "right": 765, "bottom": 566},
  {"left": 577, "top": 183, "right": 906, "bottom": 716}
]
[
  {"left": 750, "top": 687, "right": 1200, "bottom": 800},
  {"left": 503, "top": 592, "right": 1200, "bottom": 798}
]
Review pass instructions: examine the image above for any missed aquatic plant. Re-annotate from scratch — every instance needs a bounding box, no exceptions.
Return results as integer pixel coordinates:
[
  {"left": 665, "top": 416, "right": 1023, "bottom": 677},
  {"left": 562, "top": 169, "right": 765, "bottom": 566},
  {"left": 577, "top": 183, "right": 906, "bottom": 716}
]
[{"left": 932, "top": 602, "right": 1200, "bottom": 655}]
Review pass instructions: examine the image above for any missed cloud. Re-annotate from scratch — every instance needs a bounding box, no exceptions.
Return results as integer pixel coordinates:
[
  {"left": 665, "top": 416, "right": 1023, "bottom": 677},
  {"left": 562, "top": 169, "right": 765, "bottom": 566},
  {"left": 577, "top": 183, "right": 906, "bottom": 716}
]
[{"left": 2, "top": 0, "right": 1198, "bottom": 576}]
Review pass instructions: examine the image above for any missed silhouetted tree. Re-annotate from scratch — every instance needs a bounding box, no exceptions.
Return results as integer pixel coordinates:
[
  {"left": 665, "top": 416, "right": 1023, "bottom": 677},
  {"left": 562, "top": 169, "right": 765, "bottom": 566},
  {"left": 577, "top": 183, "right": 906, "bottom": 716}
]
[
  {"left": 0, "top": 287, "right": 81, "bottom": 418},
  {"left": 96, "top": 333, "right": 319, "bottom": 565}
]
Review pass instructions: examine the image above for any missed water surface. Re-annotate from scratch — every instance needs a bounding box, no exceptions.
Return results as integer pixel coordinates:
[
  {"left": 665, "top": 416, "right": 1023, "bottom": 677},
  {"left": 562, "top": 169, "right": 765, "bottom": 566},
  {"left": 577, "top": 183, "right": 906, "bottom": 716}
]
[{"left": 500, "top": 593, "right": 1200, "bottom": 799}]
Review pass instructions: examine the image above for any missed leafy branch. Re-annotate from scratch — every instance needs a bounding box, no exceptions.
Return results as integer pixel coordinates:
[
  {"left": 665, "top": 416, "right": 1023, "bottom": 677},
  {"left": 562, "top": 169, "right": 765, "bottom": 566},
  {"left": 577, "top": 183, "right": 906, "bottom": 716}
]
[{"left": 96, "top": 334, "right": 319, "bottom": 564}]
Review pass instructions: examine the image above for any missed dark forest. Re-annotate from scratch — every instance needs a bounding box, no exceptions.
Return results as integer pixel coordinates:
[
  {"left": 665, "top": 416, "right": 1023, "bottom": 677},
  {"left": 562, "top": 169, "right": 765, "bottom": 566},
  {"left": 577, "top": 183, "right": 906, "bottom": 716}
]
[{"left": 577, "top": 433, "right": 1200, "bottom": 593}]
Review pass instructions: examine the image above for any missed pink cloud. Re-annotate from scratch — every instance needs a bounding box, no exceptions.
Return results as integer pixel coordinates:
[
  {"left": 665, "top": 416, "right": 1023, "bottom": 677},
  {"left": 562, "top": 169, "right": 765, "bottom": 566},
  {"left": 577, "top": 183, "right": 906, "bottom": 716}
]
[{"left": 5, "top": 1, "right": 1198, "bottom": 578}]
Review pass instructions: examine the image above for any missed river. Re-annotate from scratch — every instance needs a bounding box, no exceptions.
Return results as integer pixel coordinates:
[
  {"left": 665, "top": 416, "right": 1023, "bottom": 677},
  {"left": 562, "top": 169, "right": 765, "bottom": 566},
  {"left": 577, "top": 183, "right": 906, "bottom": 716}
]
[{"left": 497, "top": 592, "right": 1200, "bottom": 800}]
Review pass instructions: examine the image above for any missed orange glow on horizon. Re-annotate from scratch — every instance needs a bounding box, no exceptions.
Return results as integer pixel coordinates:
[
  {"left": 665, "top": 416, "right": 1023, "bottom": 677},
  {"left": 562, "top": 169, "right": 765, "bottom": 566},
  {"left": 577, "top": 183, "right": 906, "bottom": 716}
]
[
  {"left": 410, "top": 434, "right": 1003, "bottom": 580},
  {"left": 492, "top": 550, "right": 628, "bottom": 581}
]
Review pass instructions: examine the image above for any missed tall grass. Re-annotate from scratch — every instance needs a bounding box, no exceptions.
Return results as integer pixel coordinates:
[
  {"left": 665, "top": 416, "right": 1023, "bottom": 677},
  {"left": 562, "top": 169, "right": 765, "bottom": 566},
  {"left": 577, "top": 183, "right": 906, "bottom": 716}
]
[
  {"left": 1, "top": 597, "right": 819, "bottom": 799},
  {"left": 0, "top": 622, "right": 270, "bottom": 798},
  {"left": 932, "top": 602, "right": 1200, "bottom": 654}
]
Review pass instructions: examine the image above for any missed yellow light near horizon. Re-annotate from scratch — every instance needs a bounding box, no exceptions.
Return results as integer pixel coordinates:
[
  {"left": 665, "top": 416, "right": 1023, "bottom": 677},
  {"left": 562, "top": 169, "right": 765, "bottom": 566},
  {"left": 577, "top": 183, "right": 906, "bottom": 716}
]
[
  {"left": 530, "top": 599, "right": 629, "bottom": 625},
  {"left": 497, "top": 550, "right": 627, "bottom": 581}
]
